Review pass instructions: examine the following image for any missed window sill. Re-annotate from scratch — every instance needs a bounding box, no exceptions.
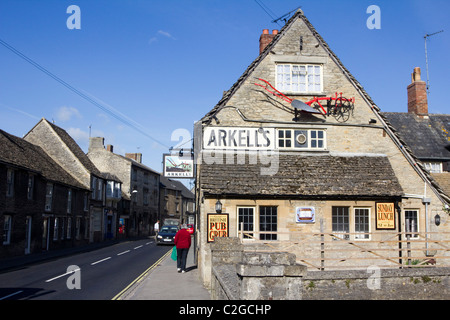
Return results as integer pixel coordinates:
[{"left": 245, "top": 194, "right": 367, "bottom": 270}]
[{"left": 282, "top": 92, "right": 326, "bottom": 97}]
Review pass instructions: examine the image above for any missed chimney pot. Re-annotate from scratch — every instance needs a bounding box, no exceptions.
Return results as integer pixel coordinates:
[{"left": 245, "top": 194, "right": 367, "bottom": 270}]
[
  {"left": 272, "top": 29, "right": 279, "bottom": 35},
  {"left": 259, "top": 28, "right": 276, "bottom": 54},
  {"left": 107, "top": 144, "right": 114, "bottom": 152}
]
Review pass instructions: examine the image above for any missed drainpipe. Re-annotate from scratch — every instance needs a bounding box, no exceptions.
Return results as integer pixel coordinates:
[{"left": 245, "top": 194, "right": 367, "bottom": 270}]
[{"left": 422, "top": 197, "right": 431, "bottom": 256}]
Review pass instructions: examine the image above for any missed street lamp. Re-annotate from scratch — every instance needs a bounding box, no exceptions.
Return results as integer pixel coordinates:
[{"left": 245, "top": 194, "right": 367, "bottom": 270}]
[{"left": 215, "top": 200, "right": 222, "bottom": 214}]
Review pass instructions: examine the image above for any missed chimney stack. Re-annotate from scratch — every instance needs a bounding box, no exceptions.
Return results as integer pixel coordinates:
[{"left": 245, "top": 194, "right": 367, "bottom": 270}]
[
  {"left": 125, "top": 153, "right": 142, "bottom": 164},
  {"left": 259, "top": 29, "right": 278, "bottom": 54},
  {"left": 88, "top": 137, "right": 104, "bottom": 152},
  {"left": 407, "top": 67, "right": 428, "bottom": 116}
]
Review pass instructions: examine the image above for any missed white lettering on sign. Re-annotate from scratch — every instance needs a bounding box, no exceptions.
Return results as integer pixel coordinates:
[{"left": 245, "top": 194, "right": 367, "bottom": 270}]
[{"left": 203, "top": 127, "right": 275, "bottom": 150}]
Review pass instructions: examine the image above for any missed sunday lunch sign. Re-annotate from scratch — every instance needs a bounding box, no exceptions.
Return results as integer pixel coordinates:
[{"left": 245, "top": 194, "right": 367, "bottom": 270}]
[{"left": 376, "top": 202, "right": 396, "bottom": 230}]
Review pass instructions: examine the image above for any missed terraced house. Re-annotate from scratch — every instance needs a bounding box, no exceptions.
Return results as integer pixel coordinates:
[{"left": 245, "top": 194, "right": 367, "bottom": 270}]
[
  {"left": 0, "top": 129, "right": 89, "bottom": 258},
  {"left": 194, "top": 9, "right": 450, "bottom": 286}
]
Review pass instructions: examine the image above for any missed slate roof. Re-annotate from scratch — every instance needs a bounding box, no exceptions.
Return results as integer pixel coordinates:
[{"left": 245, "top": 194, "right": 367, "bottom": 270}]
[
  {"left": 382, "top": 113, "right": 450, "bottom": 161},
  {"left": 43, "top": 119, "right": 103, "bottom": 177},
  {"left": 200, "top": 154, "right": 403, "bottom": 199},
  {"left": 0, "top": 129, "right": 87, "bottom": 190},
  {"left": 160, "top": 176, "right": 194, "bottom": 199}
]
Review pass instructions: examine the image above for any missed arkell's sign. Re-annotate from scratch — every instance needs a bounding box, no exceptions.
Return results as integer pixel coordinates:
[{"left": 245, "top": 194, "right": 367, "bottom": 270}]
[{"left": 203, "top": 127, "right": 275, "bottom": 150}]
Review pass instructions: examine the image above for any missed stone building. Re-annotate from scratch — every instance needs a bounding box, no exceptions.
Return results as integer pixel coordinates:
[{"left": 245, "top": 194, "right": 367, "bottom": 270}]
[
  {"left": 87, "top": 137, "right": 159, "bottom": 237},
  {"left": 382, "top": 67, "right": 450, "bottom": 197},
  {"left": 0, "top": 129, "right": 89, "bottom": 259},
  {"left": 159, "top": 176, "right": 195, "bottom": 225},
  {"left": 194, "top": 9, "right": 450, "bottom": 286},
  {"left": 24, "top": 118, "right": 107, "bottom": 243}
]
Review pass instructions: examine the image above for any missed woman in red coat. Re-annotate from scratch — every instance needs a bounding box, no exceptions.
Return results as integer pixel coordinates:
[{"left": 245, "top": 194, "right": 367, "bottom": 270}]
[{"left": 174, "top": 224, "right": 191, "bottom": 273}]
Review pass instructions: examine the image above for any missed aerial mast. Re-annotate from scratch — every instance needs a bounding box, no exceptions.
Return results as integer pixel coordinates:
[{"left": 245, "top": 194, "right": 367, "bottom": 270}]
[{"left": 424, "top": 30, "right": 444, "bottom": 95}]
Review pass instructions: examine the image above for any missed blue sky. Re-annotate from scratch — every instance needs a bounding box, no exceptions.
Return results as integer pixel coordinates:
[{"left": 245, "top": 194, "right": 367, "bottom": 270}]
[{"left": 1, "top": 0, "right": 449, "bottom": 172}]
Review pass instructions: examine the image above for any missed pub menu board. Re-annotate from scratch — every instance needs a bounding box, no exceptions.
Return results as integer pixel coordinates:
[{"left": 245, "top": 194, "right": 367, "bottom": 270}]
[
  {"left": 376, "top": 202, "right": 396, "bottom": 230},
  {"left": 207, "top": 213, "right": 229, "bottom": 243}
]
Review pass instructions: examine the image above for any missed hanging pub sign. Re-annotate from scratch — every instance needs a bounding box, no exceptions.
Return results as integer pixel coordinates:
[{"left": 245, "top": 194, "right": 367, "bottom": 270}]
[
  {"left": 295, "top": 207, "right": 315, "bottom": 223},
  {"left": 163, "top": 153, "right": 194, "bottom": 179},
  {"left": 207, "top": 213, "right": 229, "bottom": 242},
  {"left": 376, "top": 202, "right": 396, "bottom": 230}
]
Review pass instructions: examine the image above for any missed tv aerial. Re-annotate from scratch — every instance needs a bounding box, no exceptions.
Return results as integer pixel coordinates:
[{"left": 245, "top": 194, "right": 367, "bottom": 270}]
[
  {"left": 424, "top": 30, "right": 444, "bottom": 94},
  {"left": 272, "top": 6, "right": 302, "bottom": 25}
]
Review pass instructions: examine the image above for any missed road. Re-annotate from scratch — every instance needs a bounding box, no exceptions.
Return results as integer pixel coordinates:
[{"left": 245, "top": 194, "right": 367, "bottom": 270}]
[{"left": 0, "top": 238, "right": 171, "bottom": 300}]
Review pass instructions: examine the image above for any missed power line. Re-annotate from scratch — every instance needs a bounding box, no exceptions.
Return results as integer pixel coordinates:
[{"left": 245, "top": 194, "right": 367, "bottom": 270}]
[
  {"left": 254, "top": 0, "right": 282, "bottom": 26},
  {"left": 0, "top": 37, "right": 170, "bottom": 149}
]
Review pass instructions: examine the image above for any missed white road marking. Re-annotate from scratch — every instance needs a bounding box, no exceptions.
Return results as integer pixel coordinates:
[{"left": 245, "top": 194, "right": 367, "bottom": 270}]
[
  {"left": 117, "top": 250, "right": 130, "bottom": 256},
  {"left": 134, "top": 245, "right": 143, "bottom": 250},
  {"left": 45, "top": 268, "right": 81, "bottom": 282},
  {"left": 91, "top": 257, "right": 111, "bottom": 265},
  {"left": 0, "top": 290, "right": 23, "bottom": 300}
]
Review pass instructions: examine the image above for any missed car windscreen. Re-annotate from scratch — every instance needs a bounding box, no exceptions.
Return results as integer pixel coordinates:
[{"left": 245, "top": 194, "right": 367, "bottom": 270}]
[{"left": 161, "top": 227, "right": 178, "bottom": 233}]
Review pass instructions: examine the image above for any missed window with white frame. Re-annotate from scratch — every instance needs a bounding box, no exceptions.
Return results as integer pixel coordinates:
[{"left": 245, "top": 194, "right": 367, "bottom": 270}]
[
  {"left": 277, "top": 129, "right": 326, "bottom": 150},
  {"left": 354, "top": 208, "right": 370, "bottom": 240},
  {"left": 423, "top": 162, "right": 443, "bottom": 173},
  {"left": 45, "top": 183, "right": 53, "bottom": 212},
  {"left": 97, "top": 179, "right": 103, "bottom": 201},
  {"left": 276, "top": 64, "right": 322, "bottom": 93},
  {"left": 53, "top": 218, "right": 59, "bottom": 240},
  {"left": 238, "top": 207, "right": 255, "bottom": 239},
  {"left": 3, "top": 215, "right": 12, "bottom": 245}
]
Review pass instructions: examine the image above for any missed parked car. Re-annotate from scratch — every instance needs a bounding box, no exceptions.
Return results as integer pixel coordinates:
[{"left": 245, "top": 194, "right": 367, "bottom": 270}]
[
  {"left": 156, "top": 225, "right": 179, "bottom": 245},
  {"left": 187, "top": 224, "right": 195, "bottom": 235}
]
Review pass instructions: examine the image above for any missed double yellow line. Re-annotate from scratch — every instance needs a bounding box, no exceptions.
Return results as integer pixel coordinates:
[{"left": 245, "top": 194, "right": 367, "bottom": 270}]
[{"left": 111, "top": 249, "right": 172, "bottom": 300}]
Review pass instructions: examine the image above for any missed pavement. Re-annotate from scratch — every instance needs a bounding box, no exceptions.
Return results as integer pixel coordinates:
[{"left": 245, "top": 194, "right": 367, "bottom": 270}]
[{"left": 122, "top": 245, "right": 211, "bottom": 300}]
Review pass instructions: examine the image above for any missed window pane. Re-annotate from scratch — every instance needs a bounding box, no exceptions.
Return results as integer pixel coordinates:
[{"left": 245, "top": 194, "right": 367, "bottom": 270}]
[
  {"left": 355, "top": 208, "right": 369, "bottom": 239},
  {"left": 239, "top": 207, "right": 254, "bottom": 239},
  {"left": 332, "top": 207, "right": 349, "bottom": 240},
  {"left": 260, "top": 206, "right": 277, "bottom": 241}
]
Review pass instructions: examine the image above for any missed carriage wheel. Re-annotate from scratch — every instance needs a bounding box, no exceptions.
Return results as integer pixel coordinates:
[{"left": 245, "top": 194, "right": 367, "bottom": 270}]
[{"left": 333, "top": 97, "right": 353, "bottom": 122}]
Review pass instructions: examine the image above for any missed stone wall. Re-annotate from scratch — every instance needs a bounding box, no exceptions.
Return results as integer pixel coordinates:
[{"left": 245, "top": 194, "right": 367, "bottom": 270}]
[
  {"left": 302, "top": 267, "right": 449, "bottom": 300},
  {"left": 210, "top": 238, "right": 450, "bottom": 300}
]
